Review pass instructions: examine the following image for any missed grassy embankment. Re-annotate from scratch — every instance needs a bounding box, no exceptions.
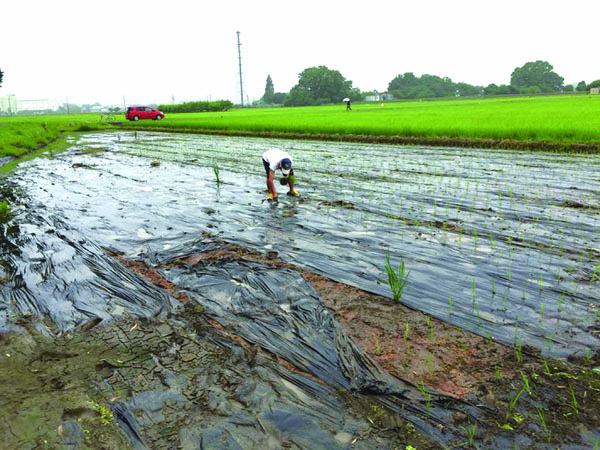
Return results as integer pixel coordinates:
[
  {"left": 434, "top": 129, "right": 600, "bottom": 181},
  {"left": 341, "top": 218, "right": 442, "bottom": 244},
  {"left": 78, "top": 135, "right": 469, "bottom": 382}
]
[
  {"left": 1, "top": 95, "right": 599, "bottom": 171},
  {"left": 0, "top": 114, "right": 110, "bottom": 172}
]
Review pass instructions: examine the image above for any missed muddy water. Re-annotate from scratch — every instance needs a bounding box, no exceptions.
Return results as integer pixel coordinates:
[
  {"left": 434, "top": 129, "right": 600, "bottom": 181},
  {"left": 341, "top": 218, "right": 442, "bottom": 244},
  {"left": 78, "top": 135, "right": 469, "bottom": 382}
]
[{"left": 10, "top": 131, "right": 598, "bottom": 357}]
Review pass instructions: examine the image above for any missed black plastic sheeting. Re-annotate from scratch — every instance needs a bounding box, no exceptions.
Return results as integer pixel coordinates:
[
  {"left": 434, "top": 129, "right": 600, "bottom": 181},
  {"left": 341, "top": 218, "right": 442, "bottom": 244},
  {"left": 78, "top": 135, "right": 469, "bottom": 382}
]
[
  {"left": 0, "top": 185, "right": 487, "bottom": 448},
  {"left": 156, "top": 245, "right": 473, "bottom": 430},
  {"left": 0, "top": 215, "right": 176, "bottom": 335},
  {"left": 7, "top": 131, "right": 600, "bottom": 359},
  {"left": 91, "top": 316, "right": 459, "bottom": 449}
]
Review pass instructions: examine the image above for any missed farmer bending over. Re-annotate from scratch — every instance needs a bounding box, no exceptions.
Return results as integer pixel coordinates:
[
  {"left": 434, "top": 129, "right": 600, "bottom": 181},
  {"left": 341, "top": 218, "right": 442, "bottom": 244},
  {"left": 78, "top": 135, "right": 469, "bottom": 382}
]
[{"left": 262, "top": 149, "right": 299, "bottom": 200}]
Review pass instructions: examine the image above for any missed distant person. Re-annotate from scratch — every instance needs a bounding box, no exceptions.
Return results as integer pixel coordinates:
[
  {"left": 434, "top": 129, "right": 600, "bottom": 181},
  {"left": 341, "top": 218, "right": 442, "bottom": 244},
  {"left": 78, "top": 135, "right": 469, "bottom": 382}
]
[
  {"left": 262, "top": 149, "right": 299, "bottom": 200},
  {"left": 346, "top": 100, "right": 352, "bottom": 111}
]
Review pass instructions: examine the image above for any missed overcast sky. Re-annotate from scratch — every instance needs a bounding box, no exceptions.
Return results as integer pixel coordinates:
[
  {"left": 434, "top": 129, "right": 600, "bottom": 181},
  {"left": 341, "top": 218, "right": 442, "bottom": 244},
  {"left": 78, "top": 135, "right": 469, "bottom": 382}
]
[{"left": 2, "top": 0, "right": 598, "bottom": 106}]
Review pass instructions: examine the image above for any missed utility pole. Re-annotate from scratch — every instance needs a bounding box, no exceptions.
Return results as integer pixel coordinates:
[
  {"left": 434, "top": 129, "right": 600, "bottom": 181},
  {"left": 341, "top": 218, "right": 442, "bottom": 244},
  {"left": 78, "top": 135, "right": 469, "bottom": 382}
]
[
  {"left": 236, "top": 31, "right": 244, "bottom": 107},
  {"left": 66, "top": 97, "right": 70, "bottom": 115}
]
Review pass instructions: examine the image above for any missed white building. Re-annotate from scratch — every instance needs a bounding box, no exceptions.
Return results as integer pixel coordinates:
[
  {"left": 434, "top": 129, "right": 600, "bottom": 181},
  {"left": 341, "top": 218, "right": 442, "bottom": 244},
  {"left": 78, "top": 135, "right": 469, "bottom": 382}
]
[
  {"left": 364, "top": 92, "right": 394, "bottom": 102},
  {"left": 591, "top": 88, "right": 600, "bottom": 95},
  {"left": 16, "top": 98, "right": 61, "bottom": 112},
  {"left": 0, "top": 95, "right": 17, "bottom": 114}
]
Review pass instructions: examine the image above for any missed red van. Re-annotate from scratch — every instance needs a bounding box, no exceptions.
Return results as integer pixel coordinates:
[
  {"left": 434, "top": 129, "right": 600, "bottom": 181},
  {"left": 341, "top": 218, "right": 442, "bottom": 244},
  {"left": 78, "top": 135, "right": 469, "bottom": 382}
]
[{"left": 125, "top": 106, "right": 165, "bottom": 121}]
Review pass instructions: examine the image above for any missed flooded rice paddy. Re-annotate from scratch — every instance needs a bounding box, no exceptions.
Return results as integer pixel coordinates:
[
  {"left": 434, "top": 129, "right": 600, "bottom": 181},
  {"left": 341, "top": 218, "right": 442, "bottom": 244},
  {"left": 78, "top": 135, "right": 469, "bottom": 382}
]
[
  {"left": 1, "top": 131, "right": 599, "bottom": 448},
  {"left": 12, "top": 131, "right": 600, "bottom": 357}
]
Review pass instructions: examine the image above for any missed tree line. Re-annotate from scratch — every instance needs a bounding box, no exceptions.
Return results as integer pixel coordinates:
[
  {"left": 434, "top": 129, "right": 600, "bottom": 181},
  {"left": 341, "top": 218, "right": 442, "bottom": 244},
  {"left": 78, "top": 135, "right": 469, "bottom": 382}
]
[
  {"left": 260, "top": 61, "right": 600, "bottom": 106},
  {"left": 157, "top": 100, "right": 233, "bottom": 113}
]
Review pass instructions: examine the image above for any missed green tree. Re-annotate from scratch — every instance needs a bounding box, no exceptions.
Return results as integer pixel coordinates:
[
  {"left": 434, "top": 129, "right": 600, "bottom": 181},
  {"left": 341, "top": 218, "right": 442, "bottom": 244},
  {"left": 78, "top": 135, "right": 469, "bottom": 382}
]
[
  {"left": 510, "top": 60, "right": 564, "bottom": 92},
  {"left": 272, "top": 92, "right": 286, "bottom": 104},
  {"left": 388, "top": 72, "right": 419, "bottom": 97},
  {"left": 0, "top": 67, "right": 3, "bottom": 88},
  {"left": 484, "top": 83, "right": 500, "bottom": 95},
  {"left": 455, "top": 82, "right": 482, "bottom": 97},
  {"left": 575, "top": 81, "right": 587, "bottom": 92},
  {"left": 587, "top": 79, "right": 600, "bottom": 89},
  {"left": 262, "top": 75, "right": 275, "bottom": 104},
  {"left": 284, "top": 66, "right": 356, "bottom": 106},
  {"left": 284, "top": 86, "right": 316, "bottom": 106},
  {"left": 388, "top": 72, "right": 479, "bottom": 99}
]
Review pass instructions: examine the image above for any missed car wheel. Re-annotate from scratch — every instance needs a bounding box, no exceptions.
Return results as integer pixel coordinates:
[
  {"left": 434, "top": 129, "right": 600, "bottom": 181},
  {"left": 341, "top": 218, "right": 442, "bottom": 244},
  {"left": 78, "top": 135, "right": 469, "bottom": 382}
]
[
  {"left": 133, "top": 115, "right": 139, "bottom": 121},
  {"left": 155, "top": 115, "right": 162, "bottom": 120}
]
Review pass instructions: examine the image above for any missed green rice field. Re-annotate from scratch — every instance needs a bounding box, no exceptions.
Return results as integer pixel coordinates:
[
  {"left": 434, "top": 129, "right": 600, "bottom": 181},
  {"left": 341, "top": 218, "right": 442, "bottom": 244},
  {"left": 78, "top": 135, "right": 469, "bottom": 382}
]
[
  {"left": 122, "top": 94, "right": 600, "bottom": 143},
  {"left": 1, "top": 94, "right": 599, "bottom": 165}
]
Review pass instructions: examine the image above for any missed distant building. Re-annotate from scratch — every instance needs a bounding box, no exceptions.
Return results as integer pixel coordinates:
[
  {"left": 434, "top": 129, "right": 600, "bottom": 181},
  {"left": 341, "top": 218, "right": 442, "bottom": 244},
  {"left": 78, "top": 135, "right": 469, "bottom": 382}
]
[
  {"left": 364, "top": 92, "right": 394, "bottom": 102},
  {"left": 591, "top": 88, "right": 600, "bottom": 95},
  {"left": 0, "top": 95, "right": 17, "bottom": 114},
  {"left": 16, "top": 98, "right": 61, "bottom": 112}
]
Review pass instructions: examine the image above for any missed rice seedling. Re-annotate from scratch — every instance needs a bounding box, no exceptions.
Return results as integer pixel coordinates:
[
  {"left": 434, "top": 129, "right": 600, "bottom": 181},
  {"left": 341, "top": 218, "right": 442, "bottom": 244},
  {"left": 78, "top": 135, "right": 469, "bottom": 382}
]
[
  {"left": 384, "top": 252, "right": 410, "bottom": 302},
  {"left": 459, "top": 422, "right": 477, "bottom": 447},
  {"left": 212, "top": 163, "right": 222, "bottom": 184},
  {"left": 568, "top": 382, "right": 578, "bottom": 415},
  {"left": 426, "top": 317, "right": 434, "bottom": 340},
  {"left": 403, "top": 321, "right": 410, "bottom": 348},
  {"left": 427, "top": 353, "right": 434, "bottom": 376},
  {"left": 509, "top": 384, "right": 526, "bottom": 412},
  {"left": 557, "top": 292, "right": 565, "bottom": 312},
  {"left": 515, "top": 339, "right": 523, "bottom": 363},
  {"left": 521, "top": 372, "right": 532, "bottom": 395},
  {"left": 416, "top": 382, "right": 432, "bottom": 414},
  {"left": 584, "top": 348, "right": 593, "bottom": 364},
  {"left": 543, "top": 359, "right": 551, "bottom": 375},
  {"left": 592, "top": 265, "right": 600, "bottom": 282},
  {"left": 536, "top": 406, "right": 548, "bottom": 434}
]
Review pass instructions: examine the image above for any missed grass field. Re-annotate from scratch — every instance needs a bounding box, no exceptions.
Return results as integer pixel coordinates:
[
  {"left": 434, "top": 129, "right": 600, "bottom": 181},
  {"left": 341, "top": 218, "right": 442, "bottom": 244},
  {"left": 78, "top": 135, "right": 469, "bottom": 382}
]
[{"left": 1, "top": 94, "right": 599, "bottom": 164}]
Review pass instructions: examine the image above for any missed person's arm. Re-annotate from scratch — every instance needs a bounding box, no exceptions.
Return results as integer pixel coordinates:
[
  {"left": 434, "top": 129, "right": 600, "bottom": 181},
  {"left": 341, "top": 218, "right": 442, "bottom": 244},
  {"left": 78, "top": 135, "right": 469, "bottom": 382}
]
[{"left": 267, "top": 169, "right": 277, "bottom": 198}]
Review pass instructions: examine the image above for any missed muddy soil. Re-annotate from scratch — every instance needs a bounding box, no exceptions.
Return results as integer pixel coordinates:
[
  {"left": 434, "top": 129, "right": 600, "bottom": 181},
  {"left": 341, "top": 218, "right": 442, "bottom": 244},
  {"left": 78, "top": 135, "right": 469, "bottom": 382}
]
[
  {"left": 0, "top": 300, "right": 436, "bottom": 449},
  {"left": 114, "top": 239, "right": 600, "bottom": 449}
]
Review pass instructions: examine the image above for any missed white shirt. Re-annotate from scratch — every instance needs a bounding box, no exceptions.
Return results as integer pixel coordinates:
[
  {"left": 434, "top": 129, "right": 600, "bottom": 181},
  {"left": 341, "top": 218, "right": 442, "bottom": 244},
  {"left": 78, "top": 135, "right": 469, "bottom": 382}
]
[{"left": 262, "top": 149, "right": 293, "bottom": 172}]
